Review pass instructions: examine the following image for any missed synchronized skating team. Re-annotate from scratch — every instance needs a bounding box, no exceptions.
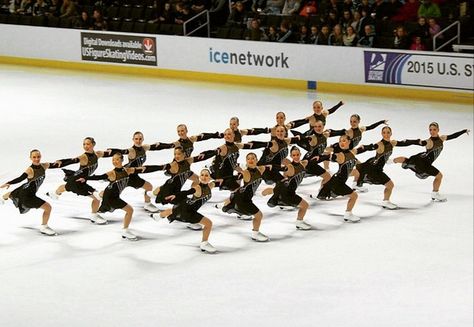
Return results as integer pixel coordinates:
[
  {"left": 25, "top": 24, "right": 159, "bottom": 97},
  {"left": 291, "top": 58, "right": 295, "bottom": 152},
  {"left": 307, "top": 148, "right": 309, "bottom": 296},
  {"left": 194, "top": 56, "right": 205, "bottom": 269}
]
[{"left": 1, "top": 100, "right": 470, "bottom": 253}]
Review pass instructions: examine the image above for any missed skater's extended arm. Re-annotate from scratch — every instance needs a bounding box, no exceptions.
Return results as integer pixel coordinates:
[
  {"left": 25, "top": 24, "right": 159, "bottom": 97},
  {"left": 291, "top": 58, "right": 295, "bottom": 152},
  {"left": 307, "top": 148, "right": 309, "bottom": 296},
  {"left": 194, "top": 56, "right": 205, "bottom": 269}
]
[
  {"left": 327, "top": 128, "right": 346, "bottom": 137},
  {"left": 136, "top": 164, "right": 171, "bottom": 173},
  {"left": 365, "top": 120, "right": 387, "bottom": 131},
  {"left": 395, "top": 139, "right": 422, "bottom": 147},
  {"left": 327, "top": 100, "right": 344, "bottom": 114},
  {"left": 87, "top": 173, "right": 109, "bottom": 181},
  {"left": 3, "top": 172, "right": 28, "bottom": 186},
  {"left": 445, "top": 129, "right": 470, "bottom": 140},
  {"left": 191, "top": 149, "right": 219, "bottom": 163},
  {"left": 246, "top": 127, "right": 271, "bottom": 136},
  {"left": 49, "top": 157, "right": 80, "bottom": 169},
  {"left": 195, "top": 132, "right": 223, "bottom": 142},
  {"left": 288, "top": 118, "right": 309, "bottom": 129},
  {"left": 149, "top": 142, "right": 175, "bottom": 151}
]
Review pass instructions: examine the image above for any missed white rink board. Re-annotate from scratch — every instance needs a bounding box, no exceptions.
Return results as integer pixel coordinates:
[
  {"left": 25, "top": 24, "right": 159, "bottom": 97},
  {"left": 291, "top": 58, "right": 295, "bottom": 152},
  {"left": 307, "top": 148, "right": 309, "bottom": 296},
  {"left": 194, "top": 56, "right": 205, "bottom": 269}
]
[{"left": 0, "top": 23, "right": 473, "bottom": 91}]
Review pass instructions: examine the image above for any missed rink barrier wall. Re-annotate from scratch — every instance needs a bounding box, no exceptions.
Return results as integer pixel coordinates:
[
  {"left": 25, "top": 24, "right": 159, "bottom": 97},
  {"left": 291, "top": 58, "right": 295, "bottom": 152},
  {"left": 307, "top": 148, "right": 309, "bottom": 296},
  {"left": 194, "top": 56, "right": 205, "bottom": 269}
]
[{"left": 0, "top": 24, "right": 473, "bottom": 104}]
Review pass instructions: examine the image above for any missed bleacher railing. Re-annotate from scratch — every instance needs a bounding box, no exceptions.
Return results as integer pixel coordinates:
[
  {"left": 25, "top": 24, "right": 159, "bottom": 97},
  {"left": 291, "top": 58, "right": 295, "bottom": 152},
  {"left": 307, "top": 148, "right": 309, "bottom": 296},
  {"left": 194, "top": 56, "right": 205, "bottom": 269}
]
[
  {"left": 183, "top": 10, "right": 210, "bottom": 37},
  {"left": 433, "top": 20, "right": 460, "bottom": 52}
]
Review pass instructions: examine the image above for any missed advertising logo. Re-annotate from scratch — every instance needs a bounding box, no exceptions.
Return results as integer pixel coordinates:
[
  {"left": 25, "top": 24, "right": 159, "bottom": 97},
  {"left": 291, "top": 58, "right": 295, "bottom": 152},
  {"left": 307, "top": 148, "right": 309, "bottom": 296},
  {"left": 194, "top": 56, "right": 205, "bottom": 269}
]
[
  {"left": 142, "top": 38, "right": 155, "bottom": 55},
  {"left": 364, "top": 51, "right": 411, "bottom": 84}
]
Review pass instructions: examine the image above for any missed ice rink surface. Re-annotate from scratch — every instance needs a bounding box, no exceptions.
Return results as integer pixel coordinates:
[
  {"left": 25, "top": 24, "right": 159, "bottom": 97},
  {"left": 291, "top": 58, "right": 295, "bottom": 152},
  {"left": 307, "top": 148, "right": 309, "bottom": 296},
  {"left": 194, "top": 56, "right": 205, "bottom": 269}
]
[{"left": 0, "top": 65, "right": 472, "bottom": 327}]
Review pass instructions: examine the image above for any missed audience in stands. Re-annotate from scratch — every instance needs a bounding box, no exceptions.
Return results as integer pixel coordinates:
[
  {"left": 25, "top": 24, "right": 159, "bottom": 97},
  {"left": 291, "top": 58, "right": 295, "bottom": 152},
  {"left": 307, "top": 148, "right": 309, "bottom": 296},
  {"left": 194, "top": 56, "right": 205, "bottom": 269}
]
[
  {"left": 74, "top": 10, "right": 92, "bottom": 29},
  {"left": 391, "top": 0, "right": 419, "bottom": 23},
  {"left": 282, "top": 0, "right": 300, "bottom": 15},
  {"left": 298, "top": 0, "right": 317, "bottom": 17},
  {"left": 308, "top": 25, "right": 318, "bottom": 44},
  {"left": 297, "top": 24, "right": 309, "bottom": 44},
  {"left": 340, "top": 10, "right": 353, "bottom": 32},
  {"left": 357, "top": 24, "right": 375, "bottom": 47},
  {"left": 267, "top": 25, "right": 279, "bottom": 41},
  {"left": 32, "top": 0, "right": 49, "bottom": 16},
  {"left": 343, "top": 25, "right": 358, "bottom": 46},
  {"left": 60, "top": 0, "right": 76, "bottom": 19},
  {"left": 392, "top": 26, "right": 410, "bottom": 49},
  {"left": 245, "top": 18, "right": 267, "bottom": 41},
  {"left": 410, "top": 36, "right": 426, "bottom": 51},
  {"left": 228, "top": 1, "right": 248, "bottom": 26},
  {"left": 316, "top": 24, "right": 330, "bottom": 45},
  {"left": 428, "top": 17, "right": 442, "bottom": 40},
  {"left": 329, "top": 24, "right": 344, "bottom": 46},
  {"left": 91, "top": 8, "right": 107, "bottom": 30},
  {"left": 277, "top": 19, "right": 296, "bottom": 43},
  {"left": 418, "top": 0, "right": 441, "bottom": 19}
]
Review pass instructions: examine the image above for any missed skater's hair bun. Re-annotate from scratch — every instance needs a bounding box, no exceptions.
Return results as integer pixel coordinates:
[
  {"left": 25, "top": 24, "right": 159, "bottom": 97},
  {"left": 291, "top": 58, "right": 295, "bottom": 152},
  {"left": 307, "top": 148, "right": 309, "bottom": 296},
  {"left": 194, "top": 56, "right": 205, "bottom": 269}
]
[
  {"left": 230, "top": 117, "right": 239, "bottom": 123},
  {"left": 350, "top": 114, "right": 361, "bottom": 121},
  {"left": 382, "top": 126, "right": 392, "bottom": 133},
  {"left": 177, "top": 124, "right": 188, "bottom": 131},
  {"left": 200, "top": 168, "right": 211, "bottom": 175},
  {"left": 429, "top": 122, "right": 439, "bottom": 129},
  {"left": 276, "top": 111, "right": 286, "bottom": 118},
  {"left": 113, "top": 152, "right": 123, "bottom": 161},
  {"left": 84, "top": 137, "right": 96, "bottom": 145},
  {"left": 174, "top": 147, "right": 184, "bottom": 154},
  {"left": 133, "top": 131, "right": 143, "bottom": 138},
  {"left": 290, "top": 146, "right": 300, "bottom": 153},
  {"left": 29, "top": 149, "right": 40, "bottom": 156},
  {"left": 313, "top": 100, "right": 322, "bottom": 107},
  {"left": 246, "top": 152, "right": 257, "bottom": 159}
]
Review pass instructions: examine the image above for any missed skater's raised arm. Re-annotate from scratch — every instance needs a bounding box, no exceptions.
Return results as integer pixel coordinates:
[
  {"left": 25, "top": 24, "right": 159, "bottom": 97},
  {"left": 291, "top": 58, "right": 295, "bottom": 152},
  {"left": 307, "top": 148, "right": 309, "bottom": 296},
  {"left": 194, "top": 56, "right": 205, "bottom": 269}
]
[
  {"left": 393, "top": 139, "right": 423, "bottom": 147},
  {"left": 363, "top": 120, "right": 388, "bottom": 131},
  {"left": 188, "top": 149, "right": 219, "bottom": 163},
  {"left": 327, "top": 100, "right": 344, "bottom": 114},
  {"left": 193, "top": 132, "right": 224, "bottom": 142},
  {"left": 1, "top": 171, "right": 29, "bottom": 188},
  {"left": 149, "top": 142, "right": 176, "bottom": 151},
  {"left": 443, "top": 129, "right": 470, "bottom": 141}
]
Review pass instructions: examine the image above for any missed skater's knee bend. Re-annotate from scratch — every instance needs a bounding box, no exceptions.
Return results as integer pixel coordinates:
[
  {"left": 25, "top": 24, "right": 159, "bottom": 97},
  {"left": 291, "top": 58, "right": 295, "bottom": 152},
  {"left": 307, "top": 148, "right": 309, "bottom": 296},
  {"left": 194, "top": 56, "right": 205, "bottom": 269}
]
[
  {"left": 300, "top": 199, "right": 309, "bottom": 209},
  {"left": 143, "top": 182, "right": 152, "bottom": 191}
]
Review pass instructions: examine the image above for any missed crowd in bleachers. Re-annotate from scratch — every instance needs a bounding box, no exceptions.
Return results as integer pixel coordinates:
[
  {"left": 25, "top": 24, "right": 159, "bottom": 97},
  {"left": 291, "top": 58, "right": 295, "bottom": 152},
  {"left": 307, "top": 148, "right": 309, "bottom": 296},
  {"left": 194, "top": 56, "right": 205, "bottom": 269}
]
[{"left": 0, "top": 0, "right": 472, "bottom": 51}]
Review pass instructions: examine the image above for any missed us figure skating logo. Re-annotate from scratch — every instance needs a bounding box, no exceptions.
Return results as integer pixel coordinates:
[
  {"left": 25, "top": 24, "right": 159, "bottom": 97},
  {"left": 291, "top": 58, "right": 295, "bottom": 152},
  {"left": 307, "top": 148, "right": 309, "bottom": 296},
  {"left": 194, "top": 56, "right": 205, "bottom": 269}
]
[
  {"left": 364, "top": 51, "right": 412, "bottom": 85},
  {"left": 366, "top": 52, "right": 387, "bottom": 82}
]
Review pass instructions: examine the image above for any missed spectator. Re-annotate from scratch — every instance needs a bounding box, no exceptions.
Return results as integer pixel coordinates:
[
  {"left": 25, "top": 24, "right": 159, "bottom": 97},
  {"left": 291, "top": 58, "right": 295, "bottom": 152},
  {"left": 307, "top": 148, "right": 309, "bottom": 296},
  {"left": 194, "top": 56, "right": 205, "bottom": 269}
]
[
  {"left": 326, "top": 10, "right": 339, "bottom": 30},
  {"left": 316, "top": 24, "right": 330, "bottom": 45},
  {"left": 282, "top": 0, "right": 300, "bottom": 15},
  {"left": 18, "top": 0, "right": 34, "bottom": 15},
  {"left": 329, "top": 24, "right": 344, "bottom": 46},
  {"left": 351, "top": 10, "right": 361, "bottom": 34},
  {"left": 245, "top": 18, "right": 268, "bottom": 41},
  {"left": 175, "top": 3, "right": 193, "bottom": 25},
  {"left": 341, "top": 10, "right": 353, "bottom": 32},
  {"left": 228, "top": 1, "right": 248, "bottom": 26},
  {"left": 32, "top": 0, "right": 50, "bottom": 16},
  {"left": 210, "top": 0, "right": 229, "bottom": 26},
  {"left": 371, "top": 0, "right": 391, "bottom": 20},
  {"left": 297, "top": 24, "right": 310, "bottom": 44},
  {"left": 343, "top": 25, "right": 358, "bottom": 46},
  {"left": 392, "top": 26, "right": 410, "bottom": 49},
  {"left": 60, "top": 0, "right": 77, "bottom": 19},
  {"left": 357, "top": 24, "right": 375, "bottom": 47},
  {"left": 74, "top": 10, "right": 93, "bottom": 29},
  {"left": 412, "top": 16, "right": 430, "bottom": 41},
  {"left": 410, "top": 36, "right": 426, "bottom": 50},
  {"left": 391, "top": 0, "right": 419, "bottom": 23},
  {"left": 265, "top": 0, "right": 285, "bottom": 14},
  {"left": 252, "top": 0, "right": 267, "bottom": 13},
  {"left": 386, "top": 0, "right": 402, "bottom": 18},
  {"left": 299, "top": 0, "right": 317, "bottom": 17},
  {"left": 267, "top": 25, "right": 280, "bottom": 41},
  {"left": 357, "top": 0, "right": 371, "bottom": 15},
  {"left": 278, "top": 20, "right": 297, "bottom": 43},
  {"left": 428, "top": 17, "right": 442, "bottom": 39},
  {"left": 418, "top": 0, "right": 441, "bottom": 19},
  {"left": 191, "top": 0, "right": 209, "bottom": 14},
  {"left": 325, "top": 0, "right": 342, "bottom": 20},
  {"left": 91, "top": 8, "right": 107, "bottom": 30},
  {"left": 158, "top": 2, "right": 174, "bottom": 23},
  {"left": 46, "top": 0, "right": 61, "bottom": 17},
  {"left": 308, "top": 24, "right": 319, "bottom": 43},
  {"left": 9, "top": 0, "right": 21, "bottom": 14},
  {"left": 358, "top": 8, "right": 375, "bottom": 38},
  {"left": 342, "top": 0, "right": 355, "bottom": 13}
]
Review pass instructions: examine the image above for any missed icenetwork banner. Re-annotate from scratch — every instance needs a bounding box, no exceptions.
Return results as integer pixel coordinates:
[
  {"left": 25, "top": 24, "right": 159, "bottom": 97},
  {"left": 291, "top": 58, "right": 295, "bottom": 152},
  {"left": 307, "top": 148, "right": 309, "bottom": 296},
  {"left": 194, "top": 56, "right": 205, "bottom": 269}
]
[
  {"left": 364, "top": 50, "right": 474, "bottom": 91},
  {"left": 81, "top": 32, "right": 157, "bottom": 66}
]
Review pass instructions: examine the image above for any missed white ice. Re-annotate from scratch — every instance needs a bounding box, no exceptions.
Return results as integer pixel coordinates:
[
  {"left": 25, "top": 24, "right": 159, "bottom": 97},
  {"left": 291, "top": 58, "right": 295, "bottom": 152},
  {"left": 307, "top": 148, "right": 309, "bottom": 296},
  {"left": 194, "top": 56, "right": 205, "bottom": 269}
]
[{"left": 0, "top": 65, "right": 472, "bottom": 327}]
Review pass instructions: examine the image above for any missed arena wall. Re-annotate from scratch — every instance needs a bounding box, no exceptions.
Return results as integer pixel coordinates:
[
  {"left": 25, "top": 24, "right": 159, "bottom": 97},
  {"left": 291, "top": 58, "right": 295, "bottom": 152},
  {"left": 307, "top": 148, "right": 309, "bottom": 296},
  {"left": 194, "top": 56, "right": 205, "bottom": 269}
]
[{"left": 0, "top": 24, "right": 472, "bottom": 103}]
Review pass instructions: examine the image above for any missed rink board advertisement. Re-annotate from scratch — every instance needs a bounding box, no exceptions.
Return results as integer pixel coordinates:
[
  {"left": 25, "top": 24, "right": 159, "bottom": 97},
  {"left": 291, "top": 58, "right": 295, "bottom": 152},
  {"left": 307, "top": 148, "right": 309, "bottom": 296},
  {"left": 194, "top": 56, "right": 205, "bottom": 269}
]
[
  {"left": 80, "top": 32, "right": 157, "bottom": 66},
  {"left": 364, "top": 50, "right": 473, "bottom": 90},
  {"left": 0, "top": 24, "right": 473, "bottom": 94}
]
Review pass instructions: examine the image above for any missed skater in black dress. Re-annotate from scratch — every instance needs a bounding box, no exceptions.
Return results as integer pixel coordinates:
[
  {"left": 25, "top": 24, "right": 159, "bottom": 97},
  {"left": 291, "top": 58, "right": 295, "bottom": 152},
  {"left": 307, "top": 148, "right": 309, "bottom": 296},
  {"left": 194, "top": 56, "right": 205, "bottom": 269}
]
[
  {"left": 261, "top": 146, "right": 312, "bottom": 230},
  {"left": 87, "top": 153, "right": 165, "bottom": 241},
  {"left": 351, "top": 126, "right": 421, "bottom": 209},
  {"left": 109, "top": 131, "right": 175, "bottom": 213},
  {"left": 0, "top": 149, "right": 77, "bottom": 235},
  {"left": 220, "top": 152, "right": 279, "bottom": 242},
  {"left": 257, "top": 125, "right": 301, "bottom": 184},
  {"left": 269, "top": 111, "right": 308, "bottom": 139},
  {"left": 174, "top": 124, "right": 223, "bottom": 158},
  {"left": 393, "top": 123, "right": 470, "bottom": 202},
  {"left": 47, "top": 137, "right": 113, "bottom": 224},
  {"left": 210, "top": 128, "right": 269, "bottom": 191},
  {"left": 151, "top": 169, "right": 221, "bottom": 253},
  {"left": 313, "top": 135, "right": 373, "bottom": 222},
  {"left": 298, "top": 100, "right": 344, "bottom": 135},
  {"left": 153, "top": 147, "right": 217, "bottom": 205},
  {"left": 228, "top": 117, "right": 272, "bottom": 143}
]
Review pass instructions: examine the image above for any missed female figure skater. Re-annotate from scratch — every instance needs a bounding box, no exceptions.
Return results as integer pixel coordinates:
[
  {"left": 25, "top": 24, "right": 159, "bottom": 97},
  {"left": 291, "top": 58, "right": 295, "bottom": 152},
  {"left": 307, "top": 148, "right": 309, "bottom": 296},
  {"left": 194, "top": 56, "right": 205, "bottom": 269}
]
[
  {"left": 153, "top": 147, "right": 217, "bottom": 205},
  {"left": 330, "top": 114, "right": 388, "bottom": 150},
  {"left": 174, "top": 124, "right": 223, "bottom": 158},
  {"left": 351, "top": 126, "right": 422, "bottom": 209},
  {"left": 0, "top": 149, "right": 78, "bottom": 235},
  {"left": 301, "top": 100, "right": 344, "bottom": 134},
  {"left": 393, "top": 123, "right": 470, "bottom": 202},
  {"left": 261, "top": 146, "right": 312, "bottom": 230},
  {"left": 87, "top": 152, "right": 165, "bottom": 240},
  {"left": 313, "top": 135, "right": 373, "bottom": 222},
  {"left": 210, "top": 128, "right": 269, "bottom": 191},
  {"left": 228, "top": 116, "right": 271, "bottom": 143},
  {"left": 47, "top": 137, "right": 112, "bottom": 224},
  {"left": 109, "top": 131, "right": 175, "bottom": 213},
  {"left": 151, "top": 169, "right": 221, "bottom": 253},
  {"left": 220, "top": 152, "right": 279, "bottom": 242},
  {"left": 270, "top": 111, "right": 308, "bottom": 139},
  {"left": 257, "top": 125, "right": 301, "bottom": 184}
]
